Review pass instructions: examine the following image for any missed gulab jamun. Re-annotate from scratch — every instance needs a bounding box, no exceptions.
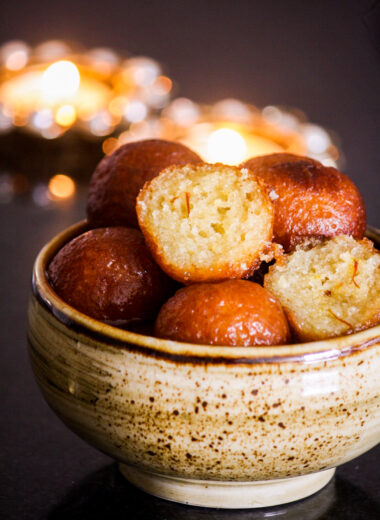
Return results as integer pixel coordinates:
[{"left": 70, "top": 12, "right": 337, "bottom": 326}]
[
  {"left": 264, "top": 235, "right": 380, "bottom": 341},
  {"left": 136, "top": 163, "right": 275, "bottom": 284},
  {"left": 155, "top": 280, "right": 290, "bottom": 346},
  {"left": 241, "top": 153, "right": 366, "bottom": 252},
  {"left": 87, "top": 139, "right": 203, "bottom": 228},
  {"left": 47, "top": 227, "right": 175, "bottom": 324}
]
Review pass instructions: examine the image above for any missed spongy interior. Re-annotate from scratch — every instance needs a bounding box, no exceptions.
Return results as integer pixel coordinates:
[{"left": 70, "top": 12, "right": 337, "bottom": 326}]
[
  {"left": 265, "top": 236, "right": 380, "bottom": 338},
  {"left": 140, "top": 164, "right": 271, "bottom": 272}
]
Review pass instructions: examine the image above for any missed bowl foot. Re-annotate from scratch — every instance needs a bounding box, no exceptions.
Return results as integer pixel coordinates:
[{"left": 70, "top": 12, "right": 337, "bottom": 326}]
[{"left": 118, "top": 464, "right": 335, "bottom": 509}]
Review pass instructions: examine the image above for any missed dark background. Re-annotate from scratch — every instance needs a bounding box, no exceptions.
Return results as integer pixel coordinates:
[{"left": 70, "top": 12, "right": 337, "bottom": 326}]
[{"left": 0, "top": 1, "right": 379, "bottom": 519}]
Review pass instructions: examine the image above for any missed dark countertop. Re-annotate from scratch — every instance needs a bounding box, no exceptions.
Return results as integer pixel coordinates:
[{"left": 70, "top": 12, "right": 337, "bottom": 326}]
[{"left": 0, "top": 193, "right": 379, "bottom": 519}]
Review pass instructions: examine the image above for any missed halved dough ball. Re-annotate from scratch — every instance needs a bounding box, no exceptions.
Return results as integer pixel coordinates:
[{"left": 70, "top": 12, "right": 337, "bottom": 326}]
[
  {"left": 136, "top": 163, "right": 275, "bottom": 284},
  {"left": 87, "top": 139, "right": 203, "bottom": 228},
  {"left": 155, "top": 280, "right": 290, "bottom": 346},
  {"left": 47, "top": 227, "right": 175, "bottom": 324},
  {"left": 264, "top": 235, "right": 380, "bottom": 341},
  {"left": 241, "top": 153, "right": 366, "bottom": 252}
]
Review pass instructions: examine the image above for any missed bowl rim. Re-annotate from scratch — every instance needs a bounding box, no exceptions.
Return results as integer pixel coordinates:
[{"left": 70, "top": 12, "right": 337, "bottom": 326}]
[{"left": 31, "top": 220, "right": 380, "bottom": 364}]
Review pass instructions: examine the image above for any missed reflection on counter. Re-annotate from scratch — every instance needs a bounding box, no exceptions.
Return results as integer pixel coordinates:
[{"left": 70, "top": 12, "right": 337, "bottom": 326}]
[
  {"left": 48, "top": 463, "right": 380, "bottom": 520},
  {"left": 0, "top": 170, "right": 77, "bottom": 207}
]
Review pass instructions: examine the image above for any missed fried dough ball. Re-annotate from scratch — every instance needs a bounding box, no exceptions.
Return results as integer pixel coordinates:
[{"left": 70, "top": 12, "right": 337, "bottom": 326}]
[
  {"left": 47, "top": 227, "right": 175, "bottom": 324},
  {"left": 241, "top": 153, "right": 366, "bottom": 252},
  {"left": 264, "top": 235, "right": 380, "bottom": 341},
  {"left": 87, "top": 139, "right": 203, "bottom": 228},
  {"left": 155, "top": 280, "right": 290, "bottom": 346},
  {"left": 136, "top": 163, "right": 275, "bottom": 284}
]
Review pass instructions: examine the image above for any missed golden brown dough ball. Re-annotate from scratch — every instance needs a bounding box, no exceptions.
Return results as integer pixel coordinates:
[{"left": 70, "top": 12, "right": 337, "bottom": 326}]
[
  {"left": 47, "top": 227, "right": 175, "bottom": 324},
  {"left": 87, "top": 139, "right": 203, "bottom": 228},
  {"left": 137, "top": 163, "right": 275, "bottom": 284},
  {"left": 241, "top": 153, "right": 366, "bottom": 252},
  {"left": 155, "top": 280, "right": 290, "bottom": 346},
  {"left": 264, "top": 235, "right": 380, "bottom": 341}
]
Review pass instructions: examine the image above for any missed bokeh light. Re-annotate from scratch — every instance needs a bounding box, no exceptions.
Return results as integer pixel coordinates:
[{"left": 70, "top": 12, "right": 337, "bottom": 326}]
[
  {"left": 55, "top": 105, "right": 77, "bottom": 127},
  {"left": 48, "top": 174, "right": 76, "bottom": 200}
]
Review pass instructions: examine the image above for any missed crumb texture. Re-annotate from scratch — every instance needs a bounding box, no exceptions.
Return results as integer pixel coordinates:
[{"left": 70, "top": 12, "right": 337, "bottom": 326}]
[
  {"left": 265, "top": 235, "right": 380, "bottom": 340},
  {"left": 137, "top": 163, "right": 274, "bottom": 283}
]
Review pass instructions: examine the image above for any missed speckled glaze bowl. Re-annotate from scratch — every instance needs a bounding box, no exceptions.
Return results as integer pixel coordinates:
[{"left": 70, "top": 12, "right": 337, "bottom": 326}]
[{"left": 27, "top": 222, "right": 380, "bottom": 509}]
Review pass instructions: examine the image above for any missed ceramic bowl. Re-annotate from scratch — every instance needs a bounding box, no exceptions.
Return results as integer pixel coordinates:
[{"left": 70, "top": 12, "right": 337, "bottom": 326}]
[{"left": 27, "top": 222, "right": 380, "bottom": 509}]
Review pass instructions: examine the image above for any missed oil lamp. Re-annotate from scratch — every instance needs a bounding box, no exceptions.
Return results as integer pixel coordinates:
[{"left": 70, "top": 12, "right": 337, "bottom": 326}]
[
  {"left": 112, "top": 97, "right": 340, "bottom": 167},
  {"left": 0, "top": 40, "right": 172, "bottom": 139},
  {"left": 0, "top": 40, "right": 173, "bottom": 206}
]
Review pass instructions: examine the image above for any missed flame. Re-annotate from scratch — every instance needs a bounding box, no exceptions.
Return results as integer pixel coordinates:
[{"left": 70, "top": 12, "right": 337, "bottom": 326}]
[
  {"left": 206, "top": 128, "right": 247, "bottom": 165},
  {"left": 42, "top": 60, "right": 80, "bottom": 102}
]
